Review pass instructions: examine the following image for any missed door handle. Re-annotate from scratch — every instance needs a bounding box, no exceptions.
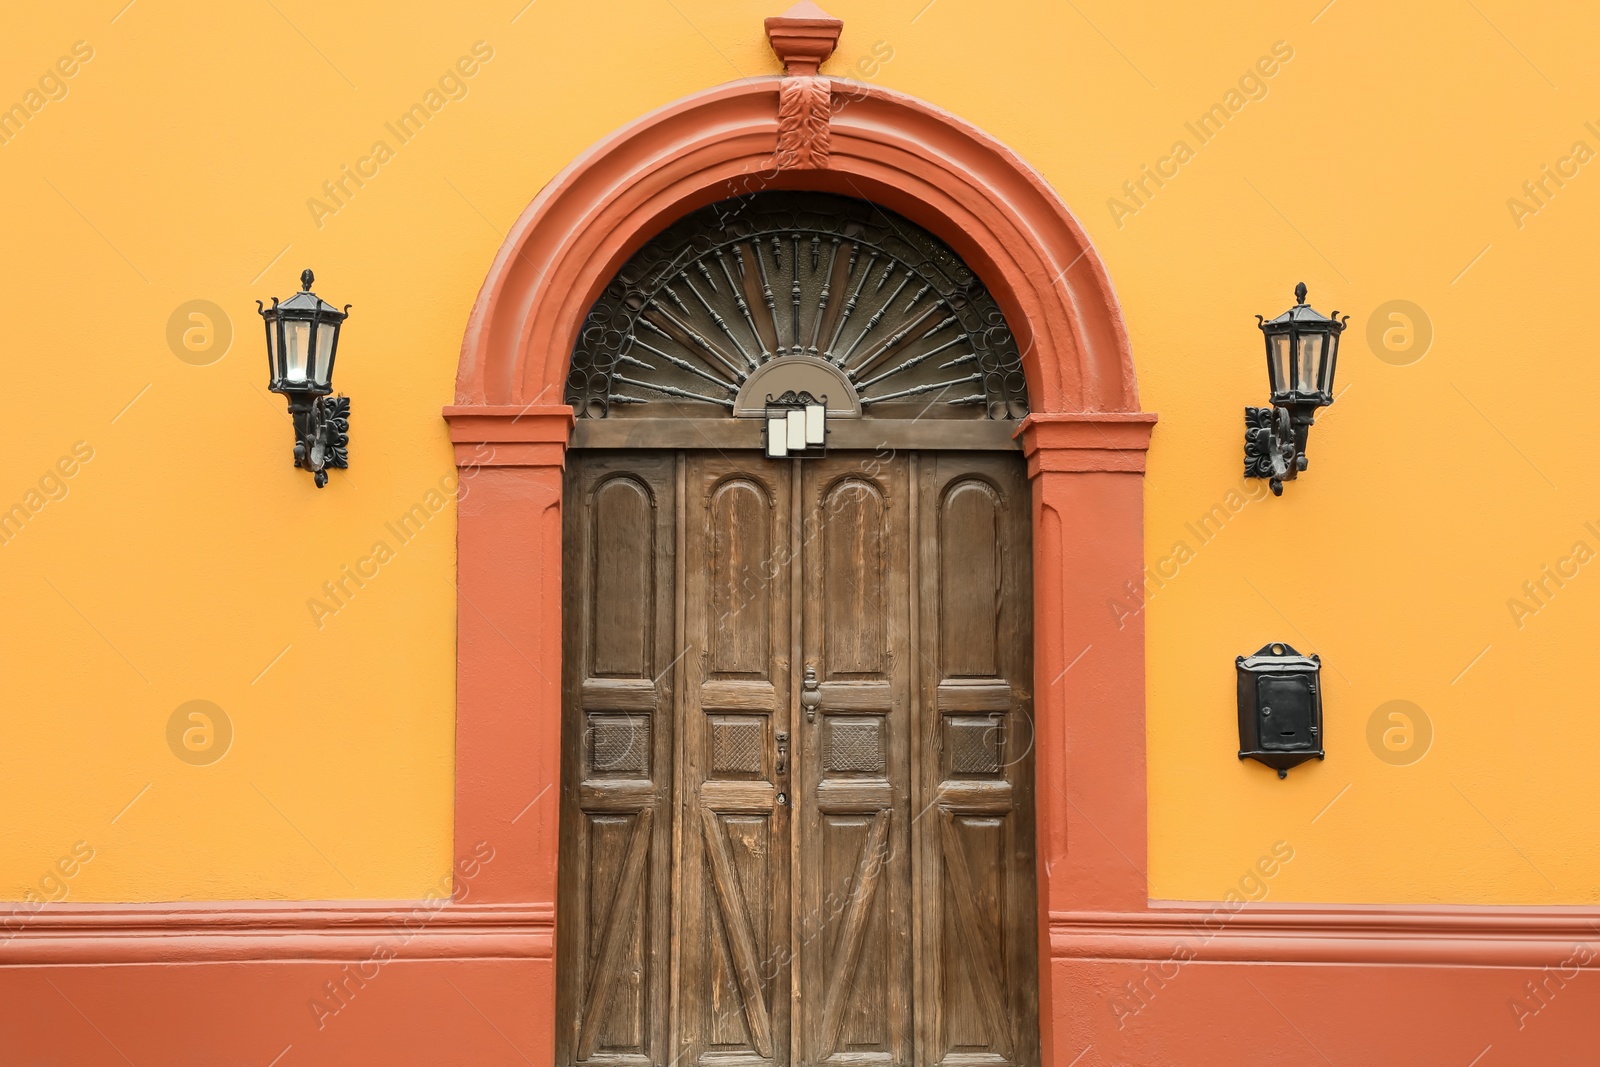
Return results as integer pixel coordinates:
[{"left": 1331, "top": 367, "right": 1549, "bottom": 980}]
[
  {"left": 800, "top": 665, "right": 821, "bottom": 724},
  {"left": 775, "top": 730, "right": 789, "bottom": 776}
]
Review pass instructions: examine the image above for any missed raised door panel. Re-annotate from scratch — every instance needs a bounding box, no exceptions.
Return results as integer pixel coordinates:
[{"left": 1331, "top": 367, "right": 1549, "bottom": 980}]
[
  {"left": 797, "top": 455, "right": 913, "bottom": 1067},
  {"left": 560, "top": 453, "right": 679, "bottom": 1067},
  {"left": 915, "top": 453, "right": 1039, "bottom": 1067},
  {"left": 679, "top": 455, "right": 793, "bottom": 1067}
]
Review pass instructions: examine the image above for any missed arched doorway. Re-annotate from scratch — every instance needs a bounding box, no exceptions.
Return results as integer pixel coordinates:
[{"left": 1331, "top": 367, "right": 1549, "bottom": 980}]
[
  {"left": 444, "top": 11, "right": 1154, "bottom": 1066},
  {"left": 556, "top": 191, "right": 1038, "bottom": 1066}
]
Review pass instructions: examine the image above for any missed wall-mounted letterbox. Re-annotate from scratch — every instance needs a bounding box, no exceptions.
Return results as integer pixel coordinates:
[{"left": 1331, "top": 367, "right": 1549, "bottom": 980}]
[{"left": 1236, "top": 642, "right": 1324, "bottom": 778}]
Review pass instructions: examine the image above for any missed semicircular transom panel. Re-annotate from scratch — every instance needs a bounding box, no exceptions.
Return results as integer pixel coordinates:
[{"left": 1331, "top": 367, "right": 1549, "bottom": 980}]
[{"left": 568, "top": 192, "right": 1030, "bottom": 422}]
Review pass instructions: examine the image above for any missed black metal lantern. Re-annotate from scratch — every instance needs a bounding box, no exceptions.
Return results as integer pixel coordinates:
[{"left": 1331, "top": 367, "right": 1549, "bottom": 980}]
[
  {"left": 1245, "top": 282, "right": 1348, "bottom": 495},
  {"left": 1236, "top": 642, "right": 1325, "bottom": 778},
  {"left": 258, "top": 269, "right": 350, "bottom": 488}
]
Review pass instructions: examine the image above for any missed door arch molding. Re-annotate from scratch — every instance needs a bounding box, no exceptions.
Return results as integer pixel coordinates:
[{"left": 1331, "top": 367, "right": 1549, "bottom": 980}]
[
  {"left": 444, "top": 14, "right": 1155, "bottom": 1066},
  {"left": 453, "top": 79, "right": 1137, "bottom": 414}
]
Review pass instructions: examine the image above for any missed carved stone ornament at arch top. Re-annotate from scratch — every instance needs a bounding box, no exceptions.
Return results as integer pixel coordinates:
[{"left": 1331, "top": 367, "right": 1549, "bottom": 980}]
[{"left": 767, "top": 1, "right": 843, "bottom": 170}]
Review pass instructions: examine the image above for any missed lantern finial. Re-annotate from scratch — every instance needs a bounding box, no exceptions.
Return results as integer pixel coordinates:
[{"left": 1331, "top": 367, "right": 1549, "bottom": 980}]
[
  {"left": 301, "top": 268, "right": 315, "bottom": 291},
  {"left": 1294, "top": 281, "right": 1307, "bottom": 305}
]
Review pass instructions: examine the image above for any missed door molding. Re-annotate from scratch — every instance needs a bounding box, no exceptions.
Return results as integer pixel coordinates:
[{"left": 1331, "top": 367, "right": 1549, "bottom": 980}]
[{"left": 443, "top": 10, "right": 1153, "bottom": 1066}]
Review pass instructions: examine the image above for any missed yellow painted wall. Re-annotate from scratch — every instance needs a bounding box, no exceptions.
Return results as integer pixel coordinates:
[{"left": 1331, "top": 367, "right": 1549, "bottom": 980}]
[{"left": 2, "top": 0, "right": 1596, "bottom": 904}]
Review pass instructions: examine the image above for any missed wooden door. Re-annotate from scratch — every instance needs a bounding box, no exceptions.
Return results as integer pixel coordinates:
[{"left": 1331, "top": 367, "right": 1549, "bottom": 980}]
[{"left": 559, "top": 449, "right": 1037, "bottom": 1067}]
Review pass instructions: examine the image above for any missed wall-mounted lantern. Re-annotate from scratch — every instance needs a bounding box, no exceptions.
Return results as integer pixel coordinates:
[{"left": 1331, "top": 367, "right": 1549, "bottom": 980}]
[
  {"left": 764, "top": 390, "right": 827, "bottom": 458},
  {"left": 1245, "top": 283, "right": 1348, "bottom": 496},
  {"left": 1237, "top": 642, "right": 1325, "bottom": 778},
  {"left": 258, "top": 269, "right": 350, "bottom": 488}
]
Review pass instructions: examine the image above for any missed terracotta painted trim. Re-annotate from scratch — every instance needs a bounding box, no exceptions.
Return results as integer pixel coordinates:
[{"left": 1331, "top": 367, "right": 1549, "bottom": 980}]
[
  {"left": 0, "top": 902, "right": 553, "bottom": 965},
  {"left": 6, "top": 901, "right": 1591, "bottom": 970},
  {"left": 452, "top": 78, "right": 1141, "bottom": 415},
  {"left": 764, "top": 5, "right": 843, "bottom": 77},
  {"left": 444, "top": 404, "right": 574, "bottom": 467},
  {"left": 1018, "top": 412, "right": 1159, "bottom": 474},
  {"left": 1052, "top": 905, "right": 1600, "bottom": 968}
]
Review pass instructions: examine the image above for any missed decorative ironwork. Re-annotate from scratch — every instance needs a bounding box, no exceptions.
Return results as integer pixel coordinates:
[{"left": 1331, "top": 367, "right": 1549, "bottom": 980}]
[
  {"left": 1244, "top": 404, "right": 1295, "bottom": 496},
  {"left": 568, "top": 192, "right": 1030, "bottom": 420}
]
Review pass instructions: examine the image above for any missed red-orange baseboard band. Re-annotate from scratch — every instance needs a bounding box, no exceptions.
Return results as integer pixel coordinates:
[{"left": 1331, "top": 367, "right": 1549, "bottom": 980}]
[
  {"left": 4, "top": 901, "right": 1598, "bottom": 1066},
  {"left": 1053, "top": 904, "right": 1600, "bottom": 968},
  {"left": 0, "top": 901, "right": 553, "bottom": 965}
]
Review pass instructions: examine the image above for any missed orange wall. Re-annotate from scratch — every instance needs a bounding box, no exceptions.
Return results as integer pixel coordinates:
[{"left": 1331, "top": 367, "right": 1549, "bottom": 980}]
[{"left": 1, "top": 0, "right": 1596, "bottom": 904}]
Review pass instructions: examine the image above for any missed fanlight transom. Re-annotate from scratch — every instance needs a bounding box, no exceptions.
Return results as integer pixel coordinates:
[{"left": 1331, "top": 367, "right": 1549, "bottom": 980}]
[{"left": 567, "top": 193, "right": 1030, "bottom": 421}]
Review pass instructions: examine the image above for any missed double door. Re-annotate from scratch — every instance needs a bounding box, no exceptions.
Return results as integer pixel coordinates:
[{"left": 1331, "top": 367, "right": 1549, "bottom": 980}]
[{"left": 558, "top": 450, "right": 1037, "bottom": 1067}]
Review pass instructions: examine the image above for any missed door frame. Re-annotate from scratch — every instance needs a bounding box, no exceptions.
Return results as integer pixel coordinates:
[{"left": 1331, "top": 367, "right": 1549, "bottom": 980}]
[{"left": 443, "top": 33, "right": 1155, "bottom": 1067}]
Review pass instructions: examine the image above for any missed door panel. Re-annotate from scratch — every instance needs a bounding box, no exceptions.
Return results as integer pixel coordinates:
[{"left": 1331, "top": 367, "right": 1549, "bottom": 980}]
[
  {"left": 560, "top": 449, "right": 1037, "bottom": 1067},
  {"left": 915, "top": 454, "right": 1037, "bottom": 1067},
  {"left": 559, "top": 454, "right": 679, "bottom": 1067},
  {"left": 678, "top": 455, "right": 794, "bottom": 1067},
  {"left": 797, "top": 456, "right": 913, "bottom": 1067}
]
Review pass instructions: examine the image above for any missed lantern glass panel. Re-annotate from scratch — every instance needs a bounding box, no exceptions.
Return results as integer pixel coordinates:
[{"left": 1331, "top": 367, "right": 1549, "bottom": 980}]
[
  {"left": 283, "top": 320, "right": 312, "bottom": 384},
  {"left": 1320, "top": 332, "right": 1340, "bottom": 394},
  {"left": 1270, "top": 334, "right": 1291, "bottom": 395},
  {"left": 312, "top": 321, "right": 338, "bottom": 389},
  {"left": 265, "top": 318, "right": 280, "bottom": 380},
  {"left": 767, "top": 416, "right": 788, "bottom": 458},
  {"left": 1295, "top": 331, "right": 1322, "bottom": 393}
]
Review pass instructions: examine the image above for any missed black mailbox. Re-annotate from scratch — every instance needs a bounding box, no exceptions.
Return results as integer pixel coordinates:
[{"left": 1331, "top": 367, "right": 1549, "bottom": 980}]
[{"left": 1236, "top": 642, "right": 1324, "bottom": 778}]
